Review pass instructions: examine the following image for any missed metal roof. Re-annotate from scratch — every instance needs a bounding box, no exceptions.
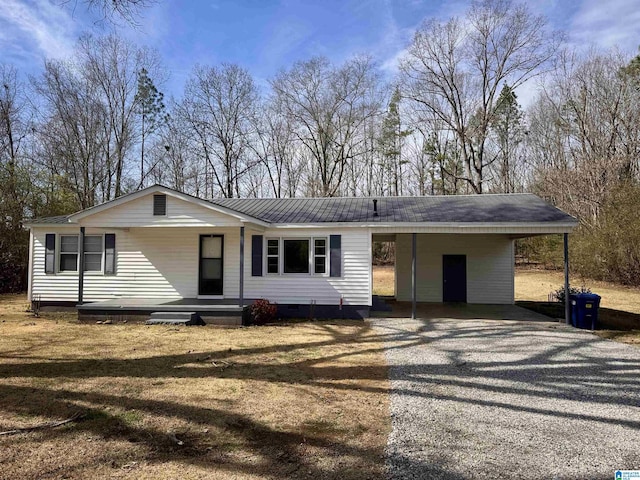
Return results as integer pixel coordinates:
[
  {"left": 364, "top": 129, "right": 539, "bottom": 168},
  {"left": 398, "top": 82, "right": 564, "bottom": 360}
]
[
  {"left": 27, "top": 215, "right": 72, "bottom": 225},
  {"left": 27, "top": 191, "right": 576, "bottom": 226},
  {"left": 210, "top": 194, "right": 575, "bottom": 224}
]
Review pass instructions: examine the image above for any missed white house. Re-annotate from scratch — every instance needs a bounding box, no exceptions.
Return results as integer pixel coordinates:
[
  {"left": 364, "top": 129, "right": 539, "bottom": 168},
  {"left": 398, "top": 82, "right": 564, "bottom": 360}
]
[{"left": 26, "top": 185, "right": 577, "bottom": 321}]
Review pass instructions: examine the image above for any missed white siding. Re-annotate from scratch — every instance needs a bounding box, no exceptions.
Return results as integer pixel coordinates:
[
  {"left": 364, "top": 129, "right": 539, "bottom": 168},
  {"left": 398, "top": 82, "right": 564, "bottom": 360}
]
[
  {"left": 78, "top": 192, "right": 243, "bottom": 228},
  {"left": 31, "top": 227, "right": 242, "bottom": 302},
  {"left": 395, "top": 234, "right": 514, "bottom": 304},
  {"left": 244, "top": 228, "right": 371, "bottom": 306},
  {"left": 30, "top": 226, "right": 371, "bottom": 306}
]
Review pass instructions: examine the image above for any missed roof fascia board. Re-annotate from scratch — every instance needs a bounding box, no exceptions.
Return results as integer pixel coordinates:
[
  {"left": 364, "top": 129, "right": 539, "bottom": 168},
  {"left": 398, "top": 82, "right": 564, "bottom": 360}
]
[{"left": 269, "top": 221, "right": 577, "bottom": 229}]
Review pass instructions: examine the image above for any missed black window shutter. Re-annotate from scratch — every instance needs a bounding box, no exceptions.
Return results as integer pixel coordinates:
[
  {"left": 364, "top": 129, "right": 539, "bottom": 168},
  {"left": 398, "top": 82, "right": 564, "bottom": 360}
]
[
  {"left": 104, "top": 233, "right": 116, "bottom": 275},
  {"left": 252, "top": 235, "right": 263, "bottom": 276},
  {"left": 153, "top": 194, "right": 166, "bottom": 216},
  {"left": 45, "top": 234, "right": 55, "bottom": 274},
  {"left": 330, "top": 235, "right": 341, "bottom": 277}
]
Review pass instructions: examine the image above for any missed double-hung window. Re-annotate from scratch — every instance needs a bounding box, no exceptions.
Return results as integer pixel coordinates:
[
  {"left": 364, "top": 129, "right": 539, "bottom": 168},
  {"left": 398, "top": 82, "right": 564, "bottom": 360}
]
[
  {"left": 59, "top": 235, "right": 79, "bottom": 272},
  {"left": 83, "top": 235, "right": 103, "bottom": 272},
  {"left": 266, "top": 239, "right": 279, "bottom": 274},
  {"left": 314, "top": 238, "right": 327, "bottom": 274},
  {"left": 268, "top": 237, "right": 328, "bottom": 275},
  {"left": 58, "top": 235, "right": 103, "bottom": 272}
]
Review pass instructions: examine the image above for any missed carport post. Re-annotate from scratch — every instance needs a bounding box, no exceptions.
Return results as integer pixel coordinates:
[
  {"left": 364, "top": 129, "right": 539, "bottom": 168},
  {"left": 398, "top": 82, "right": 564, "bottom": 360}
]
[
  {"left": 412, "top": 233, "right": 417, "bottom": 320},
  {"left": 564, "top": 233, "right": 570, "bottom": 325}
]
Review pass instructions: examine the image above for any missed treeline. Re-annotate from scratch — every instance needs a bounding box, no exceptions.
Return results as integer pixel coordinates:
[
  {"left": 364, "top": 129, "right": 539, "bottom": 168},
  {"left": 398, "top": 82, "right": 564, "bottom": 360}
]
[{"left": 2, "top": 0, "right": 640, "bottom": 292}]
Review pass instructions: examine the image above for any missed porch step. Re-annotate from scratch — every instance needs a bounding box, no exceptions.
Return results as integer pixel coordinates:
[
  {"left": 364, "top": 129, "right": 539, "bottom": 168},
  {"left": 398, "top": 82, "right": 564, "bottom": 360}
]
[{"left": 146, "top": 312, "right": 205, "bottom": 326}]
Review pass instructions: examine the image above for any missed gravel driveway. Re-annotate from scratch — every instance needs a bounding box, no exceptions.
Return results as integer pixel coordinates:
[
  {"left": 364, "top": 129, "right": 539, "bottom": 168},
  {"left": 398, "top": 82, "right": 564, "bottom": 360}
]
[{"left": 371, "top": 306, "right": 640, "bottom": 480}]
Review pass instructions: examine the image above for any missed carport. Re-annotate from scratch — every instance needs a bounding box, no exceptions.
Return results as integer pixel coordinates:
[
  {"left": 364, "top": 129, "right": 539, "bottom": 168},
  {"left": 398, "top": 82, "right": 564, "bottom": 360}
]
[{"left": 370, "top": 197, "right": 576, "bottom": 323}]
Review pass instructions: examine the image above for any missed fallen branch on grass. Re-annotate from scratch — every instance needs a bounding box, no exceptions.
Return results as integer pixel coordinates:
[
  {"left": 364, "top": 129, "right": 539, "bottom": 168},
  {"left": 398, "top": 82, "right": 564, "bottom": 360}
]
[{"left": 0, "top": 412, "right": 85, "bottom": 436}]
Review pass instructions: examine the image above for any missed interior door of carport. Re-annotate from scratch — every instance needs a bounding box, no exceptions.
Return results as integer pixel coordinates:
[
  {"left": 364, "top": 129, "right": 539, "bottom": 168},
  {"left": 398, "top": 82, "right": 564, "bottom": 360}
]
[{"left": 443, "top": 254, "right": 467, "bottom": 302}]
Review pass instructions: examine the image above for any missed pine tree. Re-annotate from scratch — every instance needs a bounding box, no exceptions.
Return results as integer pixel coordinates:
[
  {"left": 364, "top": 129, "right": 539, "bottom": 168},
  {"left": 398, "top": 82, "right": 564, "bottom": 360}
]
[
  {"left": 491, "top": 84, "right": 524, "bottom": 193},
  {"left": 379, "top": 87, "right": 410, "bottom": 195},
  {"left": 134, "top": 68, "right": 168, "bottom": 188}
]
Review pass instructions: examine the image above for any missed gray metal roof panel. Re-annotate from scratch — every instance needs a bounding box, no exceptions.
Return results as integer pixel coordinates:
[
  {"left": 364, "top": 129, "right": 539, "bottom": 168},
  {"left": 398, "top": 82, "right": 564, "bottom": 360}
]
[
  {"left": 27, "top": 215, "right": 71, "bottom": 225},
  {"left": 209, "top": 194, "right": 575, "bottom": 224}
]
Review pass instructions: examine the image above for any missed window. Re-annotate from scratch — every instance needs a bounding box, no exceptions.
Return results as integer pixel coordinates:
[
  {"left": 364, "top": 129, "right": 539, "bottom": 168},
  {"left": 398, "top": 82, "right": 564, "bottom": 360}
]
[
  {"left": 267, "top": 237, "right": 328, "bottom": 275},
  {"left": 266, "top": 239, "right": 279, "bottom": 274},
  {"left": 58, "top": 235, "right": 104, "bottom": 272},
  {"left": 314, "top": 238, "right": 327, "bottom": 274},
  {"left": 283, "top": 239, "right": 309, "bottom": 274},
  {"left": 59, "top": 235, "right": 79, "bottom": 272},
  {"left": 153, "top": 194, "right": 166, "bottom": 216},
  {"left": 83, "top": 235, "right": 103, "bottom": 272}
]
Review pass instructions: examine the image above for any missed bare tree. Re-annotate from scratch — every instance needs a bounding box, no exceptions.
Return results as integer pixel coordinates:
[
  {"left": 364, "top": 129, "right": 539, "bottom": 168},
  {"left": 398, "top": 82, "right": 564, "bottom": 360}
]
[
  {"left": 271, "top": 56, "right": 382, "bottom": 197},
  {"left": 0, "top": 64, "right": 33, "bottom": 291},
  {"left": 34, "top": 59, "right": 110, "bottom": 209},
  {"left": 78, "top": 34, "right": 164, "bottom": 198},
  {"left": 527, "top": 49, "right": 640, "bottom": 225},
  {"left": 248, "top": 99, "right": 300, "bottom": 197},
  {"left": 179, "top": 64, "right": 258, "bottom": 198},
  {"left": 400, "top": 0, "right": 561, "bottom": 193}
]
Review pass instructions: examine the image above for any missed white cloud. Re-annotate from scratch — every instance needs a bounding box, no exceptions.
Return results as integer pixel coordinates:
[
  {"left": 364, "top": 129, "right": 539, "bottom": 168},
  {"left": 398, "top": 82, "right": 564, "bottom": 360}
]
[
  {"left": 567, "top": 0, "right": 640, "bottom": 53},
  {"left": 0, "top": 0, "right": 77, "bottom": 61},
  {"left": 378, "top": 0, "right": 468, "bottom": 77}
]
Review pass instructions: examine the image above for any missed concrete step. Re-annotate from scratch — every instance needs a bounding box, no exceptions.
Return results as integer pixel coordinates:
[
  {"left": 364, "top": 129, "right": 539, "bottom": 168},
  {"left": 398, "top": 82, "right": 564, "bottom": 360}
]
[
  {"left": 146, "top": 312, "right": 205, "bottom": 326},
  {"left": 200, "top": 315, "right": 243, "bottom": 327}
]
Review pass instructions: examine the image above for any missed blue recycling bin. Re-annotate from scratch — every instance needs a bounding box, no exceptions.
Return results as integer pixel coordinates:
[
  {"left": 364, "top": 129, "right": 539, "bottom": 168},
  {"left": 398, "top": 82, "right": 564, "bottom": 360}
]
[{"left": 570, "top": 293, "right": 601, "bottom": 330}]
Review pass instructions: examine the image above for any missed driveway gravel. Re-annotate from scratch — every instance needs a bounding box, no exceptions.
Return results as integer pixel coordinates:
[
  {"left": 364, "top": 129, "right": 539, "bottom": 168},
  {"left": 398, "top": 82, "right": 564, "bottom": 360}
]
[{"left": 371, "top": 306, "right": 640, "bottom": 480}]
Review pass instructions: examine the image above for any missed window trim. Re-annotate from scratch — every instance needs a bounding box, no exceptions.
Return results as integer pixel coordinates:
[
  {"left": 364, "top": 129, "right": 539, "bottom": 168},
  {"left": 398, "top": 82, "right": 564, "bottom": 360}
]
[
  {"left": 313, "top": 237, "right": 328, "bottom": 275},
  {"left": 58, "top": 234, "right": 79, "bottom": 273},
  {"left": 266, "top": 238, "right": 280, "bottom": 275},
  {"left": 264, "top": 236, "right": 329, "bottom": 277},
  {"left": 56, "top": 234, "right": 105, "bottom": 275},
  {"left": 83, "top": 235, "right": 104, "bottom": 273}
]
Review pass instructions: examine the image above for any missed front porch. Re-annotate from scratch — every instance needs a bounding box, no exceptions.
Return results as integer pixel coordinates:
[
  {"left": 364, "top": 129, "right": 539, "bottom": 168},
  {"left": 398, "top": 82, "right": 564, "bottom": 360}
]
[{"left": 77, "top": 297, "right": 250, "bottom": 325}]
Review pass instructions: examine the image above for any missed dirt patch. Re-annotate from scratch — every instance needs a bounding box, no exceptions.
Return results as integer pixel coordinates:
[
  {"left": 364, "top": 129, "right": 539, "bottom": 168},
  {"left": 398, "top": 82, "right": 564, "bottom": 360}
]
[{"left": 0, "top": 294, "right": 390, "bottom": 479}]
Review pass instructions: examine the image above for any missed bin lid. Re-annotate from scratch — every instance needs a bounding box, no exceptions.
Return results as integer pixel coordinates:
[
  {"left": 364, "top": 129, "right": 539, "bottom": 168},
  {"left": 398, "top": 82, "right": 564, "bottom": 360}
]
[{"left": 576, "top": 292, "right": 601, "bottom": 301}]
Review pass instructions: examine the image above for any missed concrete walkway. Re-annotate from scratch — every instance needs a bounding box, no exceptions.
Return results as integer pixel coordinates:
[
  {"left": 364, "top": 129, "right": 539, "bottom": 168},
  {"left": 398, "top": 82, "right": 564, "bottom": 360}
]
[{"left": 371, "top": 305, "right": 640, "bottom": 480}]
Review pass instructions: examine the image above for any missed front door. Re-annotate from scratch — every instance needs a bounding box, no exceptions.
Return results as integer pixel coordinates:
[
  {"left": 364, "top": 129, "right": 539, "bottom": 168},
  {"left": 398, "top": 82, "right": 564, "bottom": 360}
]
[
  {"left": 199, "top": 235, "right": 223, "bottom": 295},
  {"left": 443, "top": 254, "right": 466, "bottom": 302}
]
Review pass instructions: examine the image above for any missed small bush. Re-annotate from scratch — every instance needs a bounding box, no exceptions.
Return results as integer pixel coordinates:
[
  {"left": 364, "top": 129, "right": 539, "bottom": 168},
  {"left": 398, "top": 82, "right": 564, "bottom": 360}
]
[
  {"left": 248, "top": 299, "right": 278, "bottom": 325},
  {"left": 552, "top": 285, "right": 591, "bottom": 304}
]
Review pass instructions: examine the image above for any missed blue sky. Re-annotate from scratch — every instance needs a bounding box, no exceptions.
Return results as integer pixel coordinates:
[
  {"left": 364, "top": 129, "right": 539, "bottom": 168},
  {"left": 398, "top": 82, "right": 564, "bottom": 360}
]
[{"left": 1, "top": 0, "right": 639, "bottom": 103}]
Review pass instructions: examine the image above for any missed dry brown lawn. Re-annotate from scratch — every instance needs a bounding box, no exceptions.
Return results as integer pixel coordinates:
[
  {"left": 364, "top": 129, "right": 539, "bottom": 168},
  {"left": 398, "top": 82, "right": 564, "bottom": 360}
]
[
  {"left": 515, "top": 267, "right": 640, "bottom": 314},
  {"left": 0, "top": 294, "right": 390, "bottom": 480},
  {"left": 516, "top": 267, "right": 640, "bottom": 344},
  {"left": 372, "top": 265, "right": 394, "bottom": 297}
]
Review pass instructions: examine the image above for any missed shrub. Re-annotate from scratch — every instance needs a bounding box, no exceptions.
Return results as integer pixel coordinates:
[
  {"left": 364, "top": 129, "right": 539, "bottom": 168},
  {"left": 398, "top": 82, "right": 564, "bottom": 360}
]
[
  {"left": 248, "top": 299, "right": 277, "bottom": 325},
  {"left": 552, "top": 285, "right": 591, "bottom": 304}
]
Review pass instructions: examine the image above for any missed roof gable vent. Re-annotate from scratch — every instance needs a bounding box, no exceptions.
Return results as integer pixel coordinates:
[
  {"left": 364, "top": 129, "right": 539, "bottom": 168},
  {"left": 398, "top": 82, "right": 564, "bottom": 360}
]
[{"left": 153, "top": 194, "right": 167, "bottom": 216}]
